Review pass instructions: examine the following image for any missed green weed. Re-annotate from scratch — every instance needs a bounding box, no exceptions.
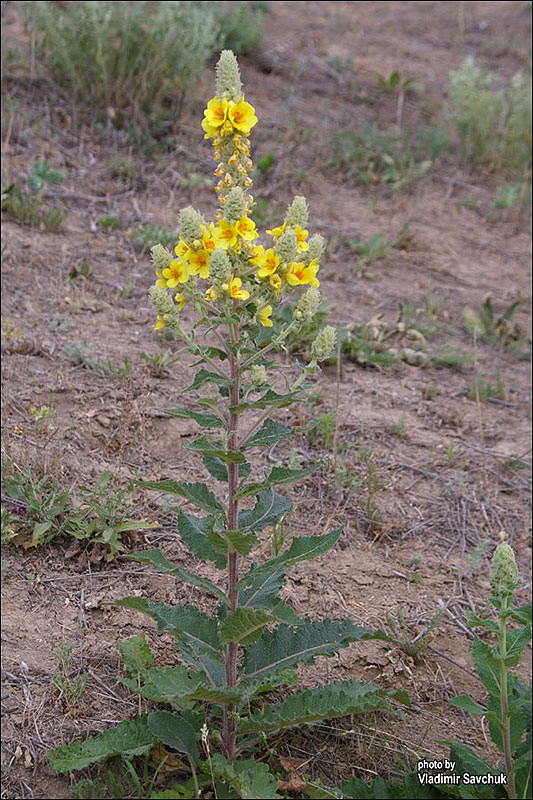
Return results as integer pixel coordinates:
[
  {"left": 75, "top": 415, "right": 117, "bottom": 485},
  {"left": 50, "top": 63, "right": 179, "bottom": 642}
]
[
  {"left": 52, "top": 644, "right": 88, "bottom": 710},
  {"left": 97, "top": 215, "right": 124, "bottom": 230},
  {"left": 140, "top": 349, "right": 181, "bottom": 377},
  {"left": 131, "top": 224, "right": 179, "bottom": 250},
  {"left": 64, "top": 342, "right": 132, "bottom": 379},
  {"left": 463, "top": 295, "right": 530, "bottom": 357},
  {"left": 386, "top": 607, "right": 443, "bottom": 661},
  {"left": 467, "top": 372, "right": 506, "bottom": 402},
  {"left": 374, "top": 70, "right": 416, "bottom": 95}
]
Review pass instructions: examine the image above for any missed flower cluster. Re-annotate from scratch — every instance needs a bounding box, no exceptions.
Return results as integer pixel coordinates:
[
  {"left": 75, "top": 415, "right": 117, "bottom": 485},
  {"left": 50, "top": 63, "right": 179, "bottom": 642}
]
[{"left": 148, "top": 49, "right": 331, "bottom": 360}]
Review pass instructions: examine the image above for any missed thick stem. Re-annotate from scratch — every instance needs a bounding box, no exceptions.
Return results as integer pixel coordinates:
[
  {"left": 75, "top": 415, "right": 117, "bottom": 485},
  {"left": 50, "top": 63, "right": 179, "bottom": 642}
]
[
  {"left": 500, "top": 596, "right": 517, "bottom": 799},
  {"left": 223, "top": 349, "right": 240, "bottom": 762}
]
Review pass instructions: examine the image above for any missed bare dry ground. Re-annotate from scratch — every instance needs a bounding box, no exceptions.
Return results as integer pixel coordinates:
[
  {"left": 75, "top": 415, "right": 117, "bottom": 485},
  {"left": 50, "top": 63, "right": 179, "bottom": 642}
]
[{"left": 1, "top": 1, "right": 531, "bottom": 798}]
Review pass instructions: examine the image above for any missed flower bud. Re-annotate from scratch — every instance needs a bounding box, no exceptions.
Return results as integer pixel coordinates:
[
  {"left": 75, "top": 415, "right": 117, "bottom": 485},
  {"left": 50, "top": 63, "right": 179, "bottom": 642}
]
[
  {"left": 224, "top": 187, "right": 246, "bottom": 224},
  {"left": 179, "top": 207, "right": 207, "bottom": 246},
  {"left": 305, "top": 233, "right": 325, "bottom": 264},
  {"left": 149, "top": 285, "right": 178, "bottom": 326},
  {"left": 294, "top": 287, "right": 321, "bottom": 322},
  {"left": 490, "top": 542, "right": 520, "bottom": 595},
  {"left": 274, "top": 229, "right": 298, "bottom": 263},
  {"left": 311, "top": 325, "right": 337, "bottom": 362},
  {"left": 284, "top": 195, "right": 308, "bottom": 229},
  {"left": 216, "top": 50, "right": 242, "bottom": 103},
  {"left": 150, "top": 243, "right": 173, "bottom": 273},
  {"left": 250, "top": 364, "right": 268, "bottom": 386},
  {"left": 209, "top": 248, "right": 233, "bottom": 287}
]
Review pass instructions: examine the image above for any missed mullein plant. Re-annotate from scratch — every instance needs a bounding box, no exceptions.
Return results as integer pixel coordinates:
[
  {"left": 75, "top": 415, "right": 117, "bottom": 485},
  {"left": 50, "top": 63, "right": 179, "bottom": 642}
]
[{"left": 49, "top": 52, "right": 405, "bottom": 798}]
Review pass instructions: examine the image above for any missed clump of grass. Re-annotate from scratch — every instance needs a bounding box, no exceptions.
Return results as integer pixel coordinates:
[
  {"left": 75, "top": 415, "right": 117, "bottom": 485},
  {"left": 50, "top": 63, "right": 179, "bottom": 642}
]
[
  {"left": 463, "top": 295, "right": 531, "bottom": 359},
  {"left": 24, "top": 1, "right": 266, "bottom": 139},
  {"left": 131, "top": 223, "right": 179, "bottom": 250},
  {"left": 447, "top": 57, "right": 532, "bottom": 174},
  {"left": 2, "top": 159, "right": 67, "bottom": 231},
  {"left": 64, "top": 342, "right": 132, "bottom": 379}
]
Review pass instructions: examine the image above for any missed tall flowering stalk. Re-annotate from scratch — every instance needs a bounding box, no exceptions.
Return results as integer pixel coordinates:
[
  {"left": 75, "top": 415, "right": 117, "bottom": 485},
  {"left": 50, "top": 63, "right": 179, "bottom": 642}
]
[{"left": 49, "top": 52, "right": 399, "bottom": 797}]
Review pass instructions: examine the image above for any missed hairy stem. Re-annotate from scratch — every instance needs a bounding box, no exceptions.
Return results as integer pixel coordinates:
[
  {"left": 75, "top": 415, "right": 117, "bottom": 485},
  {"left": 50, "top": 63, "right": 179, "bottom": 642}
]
[
  {"left": 223, "top": 348, "right": 240, "bottom": 761},
  {"left": 500, "top": 596, "right": 517, "bottom": 799}
]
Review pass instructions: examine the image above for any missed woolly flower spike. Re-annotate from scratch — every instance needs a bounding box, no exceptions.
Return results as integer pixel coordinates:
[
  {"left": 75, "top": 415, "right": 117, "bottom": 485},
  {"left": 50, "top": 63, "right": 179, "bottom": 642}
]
[
  {"left": 306, "top": 233, "right": 326, "bottom": 264},
  {"left": 179, "top": 207, "right": 207, "bottom": 247},
  {"left": 151, "top": 244, "right": 173, "bottom": 273},
  {"left": 149, "top": 285, "right": 178, "bottom": 328},
  {"left": 490, "top": 542, "right": 520, "bottom": 595},
  {"left": 224, "top": 187, "right": 246, "bottom": 224},
  {"left": 209, "top": 248, "right": 233, "bottom": 287},
  {"left": 274, "top": 229, "right": 298, "bottom": 263},
  {"left": 311, "top": 325, "right": 337, "bottom": 362},
  {"left": 294, "top": 287, "right": 321, "bottom": 322},
  {"left": 216, "top": 50, "right": 242, "bottom": 103},
  {"left": 284, "top": 196, "right": 309, "bottom": 229},
  {"left": 250, "top": 364, "right": 268, "bottom": 386}
]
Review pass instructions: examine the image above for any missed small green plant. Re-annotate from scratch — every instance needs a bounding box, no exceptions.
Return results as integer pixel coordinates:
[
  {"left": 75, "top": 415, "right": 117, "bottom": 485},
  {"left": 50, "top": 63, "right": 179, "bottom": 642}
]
[
  {"left": 463, "top": 295, "right": 530, "bottom": 356},
  {"left": 448, "top": 541, "right": 531, "bottom": 799},
  {"left": 97, "top": 215, "right": 124, "bottom": 229},
  {"left": 494, "top": 183, "right": 532, "bottom": 214},
  {"left": 48, "top": 51, "right": 405, "bottom": 798},
  {"left": 464, "top": 538, "right": 491, "bottom": 575},
  {"left": 69, "top": 258, "right": 93, "bottom": 282},
  {"left": 358, "top": 448, "right": 385, "bottom": 529},
  {"left": 468, "top": 372, "right": 506, "bottom": 402},
  {"left": 1, "top": 465, "right": 70, "bottom": 547},
  {"left": 52, "top": 644, "right": 88, "bottom": 710},
  {"left": 386, "top": 606, "right": 443, "bottom": 660},
  {"left": 64, "top": 342, "right": 132, "bottom": 378},
  {"left": 2, "top": 160, "right": 67, "bottom": 230},
  {"left": 374, "top": 69, "right": 416, "bottom": 95},
  {"left": 345, "top": 231, "right": 396, "bottom": 275},
  {"left": 447, "top": 57, "right": 532, "bottom": 174},
  {"left": 131, "top": 224, "right": 180, "bottom": 250},
  {"left": 140, "top": 349, "right": 181, "bottom": 377}
]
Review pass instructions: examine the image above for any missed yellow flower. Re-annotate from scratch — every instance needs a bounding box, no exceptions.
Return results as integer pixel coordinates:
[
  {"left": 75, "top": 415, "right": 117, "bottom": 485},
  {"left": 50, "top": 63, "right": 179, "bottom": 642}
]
[
  {"left": 154, "top": 316, "right": 166, "bottom": 330},
  {"left": 188, "top": 249, "right": 210, "bottom": 279},
  {"left": 249, "top": 244, "right": 266, "bottom": 266},
  {"left": 256, "top": 248, "right": 280, "bottom": 278},
  {"left": 266, "top": 222, "right": 286, "bottom": 238},
  {"left": 162, "top": 259, "right": 189, "bottom": 288},
  {"left": 224, "top": 276, "right": 250, "bottom": 301},
  {"left": 202, "top": 224, "right": 216, "bottom": 253},
  {"left": 175, "top": 239, "right": 191, "bottom": 260},
  {"left": 286, "top": 260, "right": 320, "bottom": 288},
  {"left": 174, "top": 292, "right": 187, "bottom": 310},
  {"left": 202, "top": 96, "right": 233, "bottom": 139},
  {"left": 258, "top": 305, "right": 273, "bottom": 327},
  {"left": 205, "top": 286, "right": 219, "bottom": 302},
  {"left": 228, "top": 101, "right": 258, "bottom": 136},
  {"left": 294, "top": 226, "right": 309, "bottom": 252},
  {"left": 236, "top": 215, "right": 258, "bottom": 241},
  {"left": 269, "top": 273, "right": 283, "bottom": 295},
  {"left": 212, "top": 220, "right": 238, "bottom": 250},
  {"left": 154, "top": 270, "right": 168, "bottom": 289}
]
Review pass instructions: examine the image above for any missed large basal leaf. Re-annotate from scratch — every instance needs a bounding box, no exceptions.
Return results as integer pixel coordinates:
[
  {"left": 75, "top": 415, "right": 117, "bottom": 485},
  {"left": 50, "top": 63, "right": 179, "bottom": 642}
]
[
  {"left": 236, "top": 680, "right": 397, "bottom": 736},
  {"left": 238, "top": 528, "right": 342, "bottom": 592},
  {"left": 186, "top": 435, "right": 245, "bottom": 464},
  {"left": 242, "top": 419, "right": 293, "bottom": 449},
  {"left": 116, "top": 636, "right": 154, "bottom": 676},
  {"left": 234, "top": 465, "right": 317, "bottom": 501},
  {"left": 208, "top": 528, "right": 259, "bottom": 556},
  {"left": 48, "top": 716, "right": 155, "bottom": 773},
  {"left": 157, "top": 407, "right": 223, "bottom": 428},
  {"left": 220, "top": 608, "right": 274, "bottom": 646},
  {"left": 147, "top": 711, "right": 199, "bottom": 765},
  {"left": 122, "top": 548, "right": 227, "bottom": 604},
  {"left": 206, "top": 754, "right": 282, "bottom": 800},
  {"left": 134, "top": 479, "right": 223, "bottom": 514},
  {"left": 243, "top": 618, "right": 387, "bottom": 681},
  {"left": 178, "top": 511, "right": 226, "bottom": 569},
  {"left": 238, "top": 489, "right": 292, "bottom": 533}
]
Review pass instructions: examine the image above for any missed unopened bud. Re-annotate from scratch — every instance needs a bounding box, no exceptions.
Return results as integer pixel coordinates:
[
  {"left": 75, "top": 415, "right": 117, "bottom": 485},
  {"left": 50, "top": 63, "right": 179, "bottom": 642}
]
[
  {"left": 209, "top": 249, "right": 233, "bottom": 287},
  {"left": 150, "top": 244, "right": 173, "bottom": 272},
  {"left": 311, "top": 325, "right": 337, "bottom": 362},
  {"left": 179, "top": 207, "right": 207, "bottom": 246},
  {"left": 305, "top": 233, "right": 325, "bottom": 264},
  {"left": 250, "top": 364, "right": 268, "bottom": 386},
  {"left": 216, "top": 50, "right": 243, "bottom": 103},
  {"left": 149, "top": 285, "right": 178, "bottom": 326},
  {"left": 224, "top": 187, "right": 246, "bottom": 224},
  {"left": 274, "top": 229, "right": 297, "bottom": 263},
  {"left": 294, "top": 287, "right": 321, "bottom": 323},
  {"left": 285, "top": 195, "right": 308, "bottom": 229},
  {"left": 490, "top": 542, "right": 520, "bottom": 595}
]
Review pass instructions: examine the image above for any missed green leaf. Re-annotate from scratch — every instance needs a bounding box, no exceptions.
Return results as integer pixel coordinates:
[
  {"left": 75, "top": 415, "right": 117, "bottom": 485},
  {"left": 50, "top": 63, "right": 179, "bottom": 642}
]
[
  {"left": 444, "top": 741, "right": 500, "bottom": 779},
  {"left": 270, "top": 599, "right": 304, "bottom": 626},
  {"left": 122, "top": 549, "right": 227, "bottom": 604},
  {"left": 230, "top": 389, "right": 299, "bottom": 414},
  {"left": 505, "top": 625, "right": 532, "bottom": 667},
  {"left": 221, "top": 608, "right": 274, "bottom": 646},
  {"left": 116, "top": 636, "right": 154, "bottom": 676},
  {"left": 202, "top": 456, "right": 251, "bottom": 483},
  {"left": 464, "top": 610, "right": 500, "bottom": 633},
  {"left": 134, "top": 479, "right": 223, "bottom": 513},
  {"left": 178, "top": 512, "right": 226, "bottom": 569},
  {"left": 514, "top": 731, "right": 532, "bottom": 800},
  {"left": 186, "top": 436, "right": 245, "bottom": 464},
  {"left": 157, "top": 407, "right": 223, "bottom": 428},
  {"left": 184, "top": 369, "right": 230, "bottom": 394},
  {"left": 234, "top": 465, "right": 317, "bottom": 500},
  {"left": 206, "top": 754, "right": 282, "bottom": 800},
  {"left": 147, "top": 711, "right": 199, "bottom": 765},
  {"left": 208, "top": 529, "right": 259, "bottom": 556},
  {"left": 237, "top": 680, "right": 397, "bottom": 735},
  {"left": 243, "top": 419, "right": 293, "bottom": 449},
  {"left": 113, "top": 598, "right": 223, "bottom": 656},
  {"left": 48, "top": 716, "right": 156, "bottom": 773},
  {"left": 238, "top": 528, "right": 342, "bottom": 592},
  {"left": 449, "top": 694, "right": 486, "bottom": 715},
  {"left": 471, "top": 636, "right": 500, "bottom": 695},
  {"left": 509, "top": 603, "right": 532, "bottom": 626},
  {"left": 243, "top": 618, "right": 387, "bottom": 681},
  {"left": 238, "top": 490, "right": 292, "bottom": 533},
  {"left": 240, "top": 569, "right": 287, "bottom": 610},
  {"left": 122, "top": 665, "right": 241, "bottom": 706}
]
